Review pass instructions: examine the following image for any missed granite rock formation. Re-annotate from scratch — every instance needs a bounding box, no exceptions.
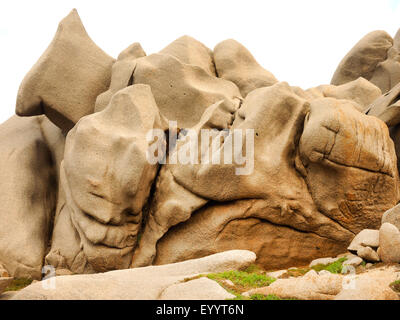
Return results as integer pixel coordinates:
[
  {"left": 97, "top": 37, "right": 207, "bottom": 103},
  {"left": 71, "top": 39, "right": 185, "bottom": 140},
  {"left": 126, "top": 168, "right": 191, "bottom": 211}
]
[{"left": 1, "top": 9, "right": 400, "bottom": 279}]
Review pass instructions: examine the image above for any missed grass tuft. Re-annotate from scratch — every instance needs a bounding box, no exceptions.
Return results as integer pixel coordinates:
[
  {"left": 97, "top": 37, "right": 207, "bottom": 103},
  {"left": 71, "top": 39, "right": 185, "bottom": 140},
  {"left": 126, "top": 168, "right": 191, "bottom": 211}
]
[
  {"left": 207, "top": 270, "right": 276, "bottom": 288},
  {"left": 4, "top": 278, "right": 33, "bottom": 292}
]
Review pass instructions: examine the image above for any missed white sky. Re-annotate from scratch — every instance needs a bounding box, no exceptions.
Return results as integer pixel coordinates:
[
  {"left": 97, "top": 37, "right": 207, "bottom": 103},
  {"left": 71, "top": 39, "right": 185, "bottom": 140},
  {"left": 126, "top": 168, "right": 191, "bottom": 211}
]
[{"left": 1, "top": 0, "right": 400, "bottom": 124}]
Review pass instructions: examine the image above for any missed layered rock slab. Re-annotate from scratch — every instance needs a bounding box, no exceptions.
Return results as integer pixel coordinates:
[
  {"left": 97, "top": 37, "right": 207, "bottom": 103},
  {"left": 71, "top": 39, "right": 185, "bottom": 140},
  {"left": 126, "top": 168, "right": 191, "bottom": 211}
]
[{"left": 12, "top": 250, "right": 255, "bottom": 300}]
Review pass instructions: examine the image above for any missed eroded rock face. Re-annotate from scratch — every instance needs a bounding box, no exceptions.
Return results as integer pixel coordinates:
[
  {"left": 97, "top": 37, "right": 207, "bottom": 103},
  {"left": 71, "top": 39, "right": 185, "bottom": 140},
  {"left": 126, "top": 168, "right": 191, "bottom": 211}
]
[
  {"left": 132, "top": 82, "right": 399, "bottom": 270},
  {"left": 16, "top": 9, "right": 114, "bottom": 132},
  {"left": 131, "top": 53, "right": 241, "bottom": 128},
  {"left": 46, "top": 85, "right": 167, "bottom": 273},
  {"left": 331, "top": 29, "right": 400, "bottom": 94}
]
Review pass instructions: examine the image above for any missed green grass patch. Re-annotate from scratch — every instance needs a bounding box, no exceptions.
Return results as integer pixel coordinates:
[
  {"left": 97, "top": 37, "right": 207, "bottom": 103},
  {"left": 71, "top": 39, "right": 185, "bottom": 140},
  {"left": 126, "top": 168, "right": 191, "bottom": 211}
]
[
  {"left": 207, "top": 270, "right": 276, "bottom": 289},
  {"left": 311, "top": 257, "right": 347, "bottom": 274},
  {"left": 4, "top": 278, "right": 33, "bottom": 292}
]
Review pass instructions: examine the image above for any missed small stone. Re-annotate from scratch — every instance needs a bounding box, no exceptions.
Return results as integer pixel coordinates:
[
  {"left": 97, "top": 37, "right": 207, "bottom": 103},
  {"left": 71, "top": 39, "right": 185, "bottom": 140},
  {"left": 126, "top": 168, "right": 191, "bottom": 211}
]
[
  {"left": 221, "top": 279, "right": 234, "bottom": 287},
  {"left": 343, "top": 256, "right": 363, "bottom": 267},
  {"left": 356, "top": 246, "right": 380, "bottom": 262},
  {"left": 309, "top": 257, "right": 339, "bottom": 268},
  {"left": 266, "top": 269, "right": 287, "bottom": 279}
]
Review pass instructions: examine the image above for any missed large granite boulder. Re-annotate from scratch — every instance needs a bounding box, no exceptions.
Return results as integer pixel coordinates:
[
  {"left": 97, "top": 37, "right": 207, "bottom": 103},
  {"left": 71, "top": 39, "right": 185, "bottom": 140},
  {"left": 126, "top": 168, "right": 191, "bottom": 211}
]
[
  {"left": 45, "top": 84, "right": 167, "bottom": 274},
  {"left": 15, "top": 9, "right": 114, "bottom": 132},
  {"left": 331, "top": 30, "right": 393, "bottom": 90},
  {"left": 0, "top": 115, "right": 64, "bottom": 279},
  {"left": 332, "top": 29, "right": 400, "bottom": 94}
]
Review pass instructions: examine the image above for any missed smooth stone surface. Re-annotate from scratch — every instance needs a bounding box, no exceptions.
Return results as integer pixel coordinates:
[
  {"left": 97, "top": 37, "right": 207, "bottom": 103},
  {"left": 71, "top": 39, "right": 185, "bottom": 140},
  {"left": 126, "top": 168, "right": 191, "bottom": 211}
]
[
  {"left": 159, "top": 277, "right": 235, "bottom": 300},
  {"left": 379, "top": 223, "right": 400, "bottom": 263},
  {"left": 356, "top": 246, "right": 380, "bottom": 262}
]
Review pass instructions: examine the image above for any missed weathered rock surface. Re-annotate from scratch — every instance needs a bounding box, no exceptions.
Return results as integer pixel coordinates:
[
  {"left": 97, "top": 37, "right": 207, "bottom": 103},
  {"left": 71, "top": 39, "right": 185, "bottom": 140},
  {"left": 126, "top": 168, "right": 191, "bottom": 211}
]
[
  {"left": 356, "top": 246, "right": 380, "bottom": 262},
  {"left": 160, "top": 35, "right": 216, "bottom": 76},
  {"left": 321, "top": 78, "right": 381, "bottom": 110},
  {"left": 131, "top": 53, "right": 241, "bottom": 128},
  {"left": 159, "top": 277, "right": 235, "bottom": 300},
  {"left": 348, "top": 229, "right": 380, "bottom": 252},
  {"left": 331, "top": 30, "right": 393, "bottom": 89},
  {"left": 46, "top": 85, "right": 167, "bottom": 273},
  {"left": 95, "top": 42, "right": 146, "bottom": 112},
  {"left": 0, "top": 115, "right": 63, "bottom": 279},
  {"left": 309, "top": 257, "right": 339, "bottom": 268},
  {"left": 214, "top": 39, "right": 278, "bottom": 97},
  {"left": 335, "top": 266, "right": 400, "bottom": 300},
  {"left": 369, "top": 29, "right": 400, "bottom": 93},
  {"left": 12, "top": 250, "right": 255, "bottom": 300},
  {"left": 379, "top": 223, "right": 400, "bottom": 263},
  {"left": 246, "top": 270, "right": 343, "bottom": 300},
  {"left": 15, "top": 9, "right": 114, "bottom": 132},
  {"left": 366, "top": 82, "right": 400, "bottom": 126},
  {"left": 132, "top": 82, "right": 399, "bottom": 270},
  {"left": 382, "top": 203, "right": 400, "bottom": 230}
]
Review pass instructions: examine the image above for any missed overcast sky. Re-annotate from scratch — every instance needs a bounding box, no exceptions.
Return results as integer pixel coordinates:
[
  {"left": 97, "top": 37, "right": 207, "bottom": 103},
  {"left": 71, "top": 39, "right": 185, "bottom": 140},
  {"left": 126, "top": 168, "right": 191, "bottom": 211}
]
[{"left": 1, "top": 0, "right": 400, "bottom": 124}]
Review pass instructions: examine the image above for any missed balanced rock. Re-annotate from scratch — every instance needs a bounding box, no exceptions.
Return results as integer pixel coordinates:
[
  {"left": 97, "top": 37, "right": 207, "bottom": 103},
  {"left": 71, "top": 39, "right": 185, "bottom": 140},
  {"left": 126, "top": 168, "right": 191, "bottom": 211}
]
[
  {"left": 379, "top": 223, "right": 400, "bottom": 263},
  {"left": 214, "top": 39, "right": 278, "bottom": 97},
  {"left": 331, "top": 30, "right": 393, "bottom": 88},
  {"left": 16, "top": 9, "right": 114, "bottom": 132}
]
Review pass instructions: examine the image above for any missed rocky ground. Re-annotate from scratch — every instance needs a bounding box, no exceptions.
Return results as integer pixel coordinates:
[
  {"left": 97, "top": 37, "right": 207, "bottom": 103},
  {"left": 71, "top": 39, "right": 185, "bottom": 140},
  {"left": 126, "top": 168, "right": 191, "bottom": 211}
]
[{"left": 0, "top": 249, "right": 399, "bottom": 300}]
